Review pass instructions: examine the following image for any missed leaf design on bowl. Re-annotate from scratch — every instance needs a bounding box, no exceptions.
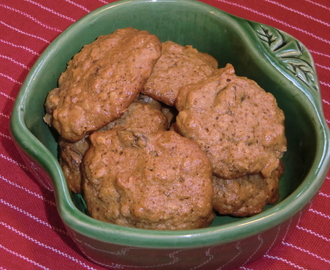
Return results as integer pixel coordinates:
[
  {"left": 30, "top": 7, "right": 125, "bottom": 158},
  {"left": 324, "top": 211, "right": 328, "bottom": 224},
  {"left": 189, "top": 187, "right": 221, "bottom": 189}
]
[{"left": 251, "top": 23, "right": 319, "bottom": 93}]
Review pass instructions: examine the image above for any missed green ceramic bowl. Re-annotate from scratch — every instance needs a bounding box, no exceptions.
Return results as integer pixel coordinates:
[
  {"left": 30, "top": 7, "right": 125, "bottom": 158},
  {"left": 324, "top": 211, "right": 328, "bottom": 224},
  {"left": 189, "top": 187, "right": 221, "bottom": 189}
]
[{"left": 10, "top": 0, "right": 330, "bottom": 269}]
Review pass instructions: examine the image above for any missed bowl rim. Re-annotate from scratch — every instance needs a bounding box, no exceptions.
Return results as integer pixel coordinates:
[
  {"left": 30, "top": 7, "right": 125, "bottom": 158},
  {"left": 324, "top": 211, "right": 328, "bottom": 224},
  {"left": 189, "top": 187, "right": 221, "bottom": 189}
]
[{"left": 10, "top": 0, "right": 330, "bottom": 249}]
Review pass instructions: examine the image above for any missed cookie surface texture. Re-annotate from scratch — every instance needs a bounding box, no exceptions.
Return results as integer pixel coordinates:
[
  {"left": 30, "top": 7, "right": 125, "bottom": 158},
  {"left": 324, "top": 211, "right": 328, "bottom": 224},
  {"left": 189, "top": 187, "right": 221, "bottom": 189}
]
[
  {"left": 59, "top": 97, "right": 168, "bottom": 193},
  {"left": 59, "top": 136, "right": 90, "bottom": 193},
  {"left": 44, "top": 27, "right": 162, "bottom": 142},
  {"left": 143, "top": 41, "right": 218, "bottom": 106},
  {"left": 83, "top": 128, "right": 214, "bottom": 230},
  {"left": 212, "top": 162, "right": 284, "bottom": 217},
  {"left": 175, "top": 63, "right": 287, "bottom": 179}
]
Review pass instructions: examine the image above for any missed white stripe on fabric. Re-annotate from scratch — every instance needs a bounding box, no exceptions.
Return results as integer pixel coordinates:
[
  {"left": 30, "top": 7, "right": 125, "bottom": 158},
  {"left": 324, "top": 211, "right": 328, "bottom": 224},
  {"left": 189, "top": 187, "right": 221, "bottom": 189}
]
[
  {"left": 0, "top": 199, "right": 68, "bottom": 236},
  {"left": 0, "top": 38, "right": 39, "bottom": 55},
  {"left": 0, "top": 73, "right": 22, "bottom": 86},
  {"left": 310, "top": 49, "right": 330, "bottom": 59},
  {"left": 0, "top": 54, "right": 30, "bottom": 70},
  {"left": 23, "top": 0, "right": 75, "bottom": 22},
  {"left": 0, "top": 132, "right": 13, "bottom": 140},
  {"left": 309, "top": 208, "right": 330, "bottom": 219},
  {"left": 282, "top": 241, "right": 330, "bottom": 264},
  {"left": 0, "top": 21, "right": 50, "bottom": 43},
  {"left": 323, "top": 99, "right": 330, "bottom": 106},
  {"left": 297, "top": 225, "right": 330, "bottom": 242},
  {"left": 216, "top": 0, "right": 330, "bottom": 45},
  {"left": 263, "top": 254, "right": 308, "bottom": 270},
  {"left": 0, "top": 154, "right": 28, "bottom": 171},
  {"left": 304, "top": 0, "right": 330, "bottom": 12},
  {"left": 0, "top": 244, "right": 50, "bottom": 270},
  {"left": 319, "top": 192, "right": 330, "bottom": 198},
  {"left": 316, "top": 63, "right": 330, "bottom": 71},
  {"left": 0, "top": 112, "right": 10, "bottom": 119},
  {"left": 263, "top": 0, "right": 330, "bottom": 28},
  {"left": 65, "top": 0, "right": 91, "bottom": 13},
  {"left": 0, "top": 174, "right": 56, "bottom": 206},
  {"left": 0, "top": 222, "right": 97, "bottom": 270},
  {"left": 320, "top": 81, "right": 330, "bottom": 88},
  {"left": 0, "top": 4, "right": 62, "bottom": 32}
]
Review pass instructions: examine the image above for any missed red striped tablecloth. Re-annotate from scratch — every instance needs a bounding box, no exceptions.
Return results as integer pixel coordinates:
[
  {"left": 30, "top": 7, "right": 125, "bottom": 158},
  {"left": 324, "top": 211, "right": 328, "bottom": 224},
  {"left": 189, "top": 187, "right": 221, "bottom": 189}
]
[{"left": 1, "top": 0, "right": 329, "bottom": 269}]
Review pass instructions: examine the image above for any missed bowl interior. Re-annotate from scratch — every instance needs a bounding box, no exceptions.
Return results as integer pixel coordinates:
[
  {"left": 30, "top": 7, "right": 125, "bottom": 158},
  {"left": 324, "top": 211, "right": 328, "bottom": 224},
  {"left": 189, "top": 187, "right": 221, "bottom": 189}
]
[{"left": 16, "top": 0, "right": 325, "bottom": 232}]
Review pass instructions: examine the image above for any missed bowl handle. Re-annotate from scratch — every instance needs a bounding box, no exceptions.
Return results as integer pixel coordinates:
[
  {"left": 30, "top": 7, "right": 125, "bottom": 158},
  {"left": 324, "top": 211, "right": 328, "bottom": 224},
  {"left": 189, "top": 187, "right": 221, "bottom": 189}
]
[{"left": 248, "top": 21, "right": 322, "bottom": 109}]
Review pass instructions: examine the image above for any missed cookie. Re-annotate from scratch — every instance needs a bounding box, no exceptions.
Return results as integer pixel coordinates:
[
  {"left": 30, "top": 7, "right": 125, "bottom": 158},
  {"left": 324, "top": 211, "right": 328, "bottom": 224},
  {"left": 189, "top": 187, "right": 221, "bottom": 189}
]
[
  {"left": 142, "top": 41, "right": 218, "bottom": 106},
  {"left": 59, "top": 98, "right": 168, "bottom": 193},
  {"left": 212, "top": 161, "right": 284, "bottom": 217},
  {"left": 59, "top": 136, "right": 90, "bottom": 193},
  {"left": 175, "top": 63, "right": 287, "bottom": 179},
  {"left": 44, "top": 27, "right": 162, "bottom": 142},
  {"left": 83, "top": 128, "right": 214, "bottom": 230}
]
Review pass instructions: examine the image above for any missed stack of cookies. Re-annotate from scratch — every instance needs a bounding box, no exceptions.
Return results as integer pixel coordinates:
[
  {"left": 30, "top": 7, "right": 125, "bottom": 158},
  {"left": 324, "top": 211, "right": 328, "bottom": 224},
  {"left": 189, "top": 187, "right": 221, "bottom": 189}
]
[{"left": 44, "top": 28, "right": 287, "bottom": 230}]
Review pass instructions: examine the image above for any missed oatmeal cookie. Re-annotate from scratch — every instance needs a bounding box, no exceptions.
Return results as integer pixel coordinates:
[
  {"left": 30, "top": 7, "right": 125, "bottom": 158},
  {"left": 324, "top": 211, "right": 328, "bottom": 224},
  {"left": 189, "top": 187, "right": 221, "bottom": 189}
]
[
  {"left": 83, "top": 128, "right": 214, "bottom": 230},
  {"left": 104, "top": 96, "right": 168, "bottom": 133},
  {"left": 44, "top": 27, "right": 162, "bottom": 142},
  {"left": 142, "top": 41, "right": 218, "bottom": 106},
  {"left": 59, "top": 136, "right": 90, "bottom": 193},
  {"left": 175, "top": 63, "right": 287, "bottom": 179},
  {"left": 212, "top": 161, "right": 284, "bottom": 217},
  {"left": 59, "top": 98, "right": 168, "bottom": 193}
]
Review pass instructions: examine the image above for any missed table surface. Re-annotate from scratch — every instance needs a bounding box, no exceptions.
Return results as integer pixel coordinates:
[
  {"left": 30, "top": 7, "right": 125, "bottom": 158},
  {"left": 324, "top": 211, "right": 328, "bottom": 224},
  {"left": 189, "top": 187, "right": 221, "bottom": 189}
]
[{"left": 1, "top": 0, "right": 330, "bottom": 269}]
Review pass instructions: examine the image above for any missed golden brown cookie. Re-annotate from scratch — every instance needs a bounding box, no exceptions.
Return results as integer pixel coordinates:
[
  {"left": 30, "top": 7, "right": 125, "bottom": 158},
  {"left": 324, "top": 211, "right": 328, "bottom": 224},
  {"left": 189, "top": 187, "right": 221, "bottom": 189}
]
[
  {"left": 175, "top": 63, "right": 287, "bottom": 179},
  {"left": 59, "top": 136, "right": 90, "bottom": 193},
  {"left": 44, "top": 27, "right": 162, "bottom": 142},
  {"left": 142, "top": 41, "right": 218, "bottom": 106},
  {"left": 104, "top": 97, "right": 168, "bottom": 134},
  {"left": 83, "top": 128, "right": 214, "bottom": 230},
  {"left": 212, "top": 161, "right": 284, "bottom": 217},
  {"left": 59, "top": 98, "right": 168, "bottom": 193}
]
